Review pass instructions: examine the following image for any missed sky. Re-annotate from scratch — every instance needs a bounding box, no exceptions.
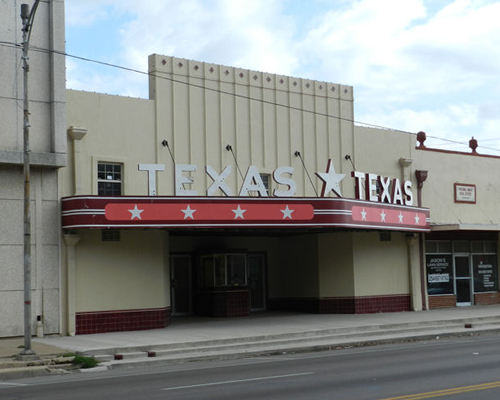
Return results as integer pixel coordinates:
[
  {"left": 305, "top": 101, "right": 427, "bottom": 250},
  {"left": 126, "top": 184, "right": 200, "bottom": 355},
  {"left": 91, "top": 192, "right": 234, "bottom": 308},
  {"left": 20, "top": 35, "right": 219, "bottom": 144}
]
[{"left": 65, "top": 0, "right": 500, "bottom": 155}]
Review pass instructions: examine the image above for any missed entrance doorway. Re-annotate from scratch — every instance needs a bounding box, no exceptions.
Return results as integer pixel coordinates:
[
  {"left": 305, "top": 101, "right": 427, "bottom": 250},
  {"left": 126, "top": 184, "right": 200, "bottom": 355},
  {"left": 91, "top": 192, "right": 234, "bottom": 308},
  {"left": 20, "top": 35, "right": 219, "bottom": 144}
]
[
  {"left": 170, "top": 252, "right": 267, "bottom": 316},
  {"left": 247, "top": 253, "right": 266, "bottom": 311},
  {"left": 170, "top": 255, "right": 192, "bottom": 315},
  {"left": 454, "top": 255, "right": 472, "bottom": 306}
]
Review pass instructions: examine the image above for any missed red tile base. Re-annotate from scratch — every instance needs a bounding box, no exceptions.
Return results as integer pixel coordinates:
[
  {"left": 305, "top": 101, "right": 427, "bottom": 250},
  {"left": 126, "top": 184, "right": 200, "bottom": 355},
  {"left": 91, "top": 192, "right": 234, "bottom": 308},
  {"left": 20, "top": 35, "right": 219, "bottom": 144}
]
[
  {"left": 474, "top": 292, "right": 500, "bottom": 305},
  {"left": 76, "top": 307, "right": 171, "bottom": 335},
  {"left": 196, "top": 289, "right": 250, "bottom": 317},
  {"left": 269, "top": 294, "right": 410, "bottom": 314},
  {"left": 428, "top": 295, "right": 456, "bottom": 309}
]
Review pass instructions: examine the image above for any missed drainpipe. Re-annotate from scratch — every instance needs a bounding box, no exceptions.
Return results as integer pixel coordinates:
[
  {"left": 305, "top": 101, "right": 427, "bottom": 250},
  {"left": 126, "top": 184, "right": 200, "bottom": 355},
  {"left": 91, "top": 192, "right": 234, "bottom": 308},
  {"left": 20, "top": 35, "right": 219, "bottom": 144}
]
[{"left": 416, "top": 170, "right": 428, "bottom": 310}]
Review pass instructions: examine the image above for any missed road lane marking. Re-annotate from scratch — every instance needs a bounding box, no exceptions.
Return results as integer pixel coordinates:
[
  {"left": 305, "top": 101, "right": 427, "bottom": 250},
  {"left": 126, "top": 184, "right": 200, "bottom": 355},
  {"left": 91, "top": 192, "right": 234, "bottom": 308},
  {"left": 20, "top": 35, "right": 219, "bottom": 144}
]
[
  {"left": 161, "top": 371, "right": 314, "bottom": 391},
  {"left": 379, "top": 380, "right": 500, "bottom": 400},
  {"left": 0, "top": 382, "right": 29, "bottom": 387}
]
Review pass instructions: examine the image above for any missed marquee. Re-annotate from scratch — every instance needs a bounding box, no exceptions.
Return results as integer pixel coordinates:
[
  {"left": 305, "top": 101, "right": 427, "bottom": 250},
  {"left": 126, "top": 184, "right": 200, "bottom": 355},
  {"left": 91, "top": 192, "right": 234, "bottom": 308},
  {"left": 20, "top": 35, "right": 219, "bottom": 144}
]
[{"left": 62, "top": 196, "right": 430, "bottom": 232}]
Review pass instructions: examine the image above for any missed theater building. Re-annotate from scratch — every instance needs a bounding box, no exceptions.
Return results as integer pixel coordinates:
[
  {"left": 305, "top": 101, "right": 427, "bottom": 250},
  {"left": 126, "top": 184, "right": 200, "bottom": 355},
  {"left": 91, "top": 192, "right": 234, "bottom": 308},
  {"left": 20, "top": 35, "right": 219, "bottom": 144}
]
[{"left": 60, "top": 54, "right": 499, "bottom": 336}]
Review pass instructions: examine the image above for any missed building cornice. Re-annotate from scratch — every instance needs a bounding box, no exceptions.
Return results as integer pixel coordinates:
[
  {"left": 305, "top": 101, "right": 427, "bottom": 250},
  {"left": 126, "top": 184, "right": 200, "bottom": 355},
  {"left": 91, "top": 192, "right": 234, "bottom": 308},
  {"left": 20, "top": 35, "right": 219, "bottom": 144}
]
[{"left": 0, "top": 150, "right": 67, "bottom": 168}]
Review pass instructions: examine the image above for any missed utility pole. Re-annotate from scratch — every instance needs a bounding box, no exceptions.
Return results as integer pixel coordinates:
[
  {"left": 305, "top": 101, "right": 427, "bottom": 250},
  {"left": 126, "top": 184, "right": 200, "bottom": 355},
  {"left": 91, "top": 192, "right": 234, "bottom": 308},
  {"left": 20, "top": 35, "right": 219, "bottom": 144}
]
[{"left": 19, "top": 0, "right": 40, "bottom": 359}]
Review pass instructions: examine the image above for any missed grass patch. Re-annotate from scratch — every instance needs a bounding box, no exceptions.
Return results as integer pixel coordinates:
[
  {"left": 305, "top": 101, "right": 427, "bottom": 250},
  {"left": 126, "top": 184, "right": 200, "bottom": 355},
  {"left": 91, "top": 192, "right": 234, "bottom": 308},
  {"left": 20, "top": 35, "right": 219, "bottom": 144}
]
[{"left": 72, "top": 355, "right": 98, "bottom": 369}]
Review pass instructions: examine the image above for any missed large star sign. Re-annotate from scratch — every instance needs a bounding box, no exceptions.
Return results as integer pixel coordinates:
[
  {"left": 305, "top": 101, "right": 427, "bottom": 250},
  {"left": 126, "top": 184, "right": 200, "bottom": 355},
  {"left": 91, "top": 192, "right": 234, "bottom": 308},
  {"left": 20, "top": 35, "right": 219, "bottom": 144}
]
[{"left": 315, "top": 159, "right": 345, "bottom": 197}]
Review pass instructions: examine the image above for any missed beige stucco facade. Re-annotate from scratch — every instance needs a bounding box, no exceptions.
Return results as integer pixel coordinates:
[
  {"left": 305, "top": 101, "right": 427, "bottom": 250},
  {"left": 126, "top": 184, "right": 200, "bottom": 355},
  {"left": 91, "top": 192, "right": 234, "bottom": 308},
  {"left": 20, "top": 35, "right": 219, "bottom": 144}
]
[{"left": 59, "top": 54, "right": 500, "bottom": 335}]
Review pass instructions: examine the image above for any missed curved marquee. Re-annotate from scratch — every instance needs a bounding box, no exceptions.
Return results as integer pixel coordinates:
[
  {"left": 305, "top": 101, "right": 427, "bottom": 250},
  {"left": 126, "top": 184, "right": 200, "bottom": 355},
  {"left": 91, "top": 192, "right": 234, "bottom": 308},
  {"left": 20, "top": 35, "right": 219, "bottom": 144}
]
[{"left": 62, "top": 196, "right": 431, "bottom": 232}]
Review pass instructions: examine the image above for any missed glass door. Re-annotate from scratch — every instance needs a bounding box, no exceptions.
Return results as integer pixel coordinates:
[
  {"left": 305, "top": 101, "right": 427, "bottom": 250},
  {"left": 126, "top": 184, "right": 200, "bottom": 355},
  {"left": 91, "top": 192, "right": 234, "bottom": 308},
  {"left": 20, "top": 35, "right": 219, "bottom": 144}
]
[
  {"left": 170, "top": 255, "right": 192, "bottom": 315},
  {"left": 454, "top": 255, "right": 472, "bottom": 306}
]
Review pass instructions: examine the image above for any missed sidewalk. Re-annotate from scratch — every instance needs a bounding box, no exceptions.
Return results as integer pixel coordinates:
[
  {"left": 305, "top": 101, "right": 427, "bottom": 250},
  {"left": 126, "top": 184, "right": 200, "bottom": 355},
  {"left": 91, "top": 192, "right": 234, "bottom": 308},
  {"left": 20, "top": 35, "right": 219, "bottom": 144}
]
[
  {"left": 3, "top": 304, "right": 500, "bottom": 379},
  {"left": 33, "top": 304, "right": 500, "bottom": 353},
  {"left": 0, "top": 337, "right": 67, "bottom": 359}
]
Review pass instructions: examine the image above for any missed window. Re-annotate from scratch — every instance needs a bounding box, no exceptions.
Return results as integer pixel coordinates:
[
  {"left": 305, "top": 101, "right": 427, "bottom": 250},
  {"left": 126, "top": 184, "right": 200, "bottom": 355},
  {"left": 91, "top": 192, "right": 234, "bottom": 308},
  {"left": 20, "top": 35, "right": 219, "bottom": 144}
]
[
  {"left": 198, "top": 254, "right": 248, "bottom": 288},
  {"left": 425, "top": 239, "right": 498, "bottom": 295},
  {"left": 473, "top": 254, "right": 498, "bottom": 292},
  {"left": 260, "top": 173, "right": 271, "bottom": 193},
  {"left": 97, "top": 162, "right": 122, "bottom": 196},
  {"left": 426, "top": 254, "right": 454, "bottom": 295},
  {"left": 227, "top": 255, "right": 246, "bottom": 286},
  {"left": 101, "top": 230, "right": 120, "bottom": 242},
  {"left": 425, "top": 240, "right": 452, "bottom": 254}
]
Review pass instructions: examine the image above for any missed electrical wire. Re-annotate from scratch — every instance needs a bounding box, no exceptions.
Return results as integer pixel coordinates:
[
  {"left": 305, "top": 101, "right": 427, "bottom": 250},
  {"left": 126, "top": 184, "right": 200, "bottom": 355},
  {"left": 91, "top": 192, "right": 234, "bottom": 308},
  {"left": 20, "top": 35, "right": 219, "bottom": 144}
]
[
  {"left": 226, "top": 145, "right": 245, "bottom": 181},
  {"left": 294, "top": 151, "right": 319, "bottom": 196},
  {"left": 1, "top": 40, "right": 499, "bottom": 154}
]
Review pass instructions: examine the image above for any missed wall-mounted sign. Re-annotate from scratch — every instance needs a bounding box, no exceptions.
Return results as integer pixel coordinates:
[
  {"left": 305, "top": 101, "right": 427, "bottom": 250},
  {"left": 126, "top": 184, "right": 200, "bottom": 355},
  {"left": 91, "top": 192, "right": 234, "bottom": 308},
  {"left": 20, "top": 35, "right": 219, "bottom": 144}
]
[
  {"left": 426, "top": 255, "right": 454, "bottom": 295},
  {"left": 138, "top": 160, "right": 414, "bottom": 204},
  {"left": 454, "top": 183, "right": 476, "bottom": 204},
  {"left": 352, "top": 171, "right": 413, "bottom": 206},
  {"left": 473, "top": 255, "right": 498, "bottom": 292},
  {"left": 139, "top": 160, "right": 345, "bottom": 198}
]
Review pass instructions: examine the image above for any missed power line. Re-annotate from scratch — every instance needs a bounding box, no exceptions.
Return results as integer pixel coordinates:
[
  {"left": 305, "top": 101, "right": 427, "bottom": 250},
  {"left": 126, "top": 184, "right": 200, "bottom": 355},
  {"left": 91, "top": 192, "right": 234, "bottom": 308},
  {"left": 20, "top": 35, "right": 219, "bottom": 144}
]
[{"left": 1, "top": 40, "right": 499, "bottom": 154}]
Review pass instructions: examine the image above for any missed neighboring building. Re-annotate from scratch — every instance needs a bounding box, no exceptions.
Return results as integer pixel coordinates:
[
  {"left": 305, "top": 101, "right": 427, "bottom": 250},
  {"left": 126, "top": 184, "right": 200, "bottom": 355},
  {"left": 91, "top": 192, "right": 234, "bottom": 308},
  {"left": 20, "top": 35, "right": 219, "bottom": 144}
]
[
  {"left": 0, "top": 0, "right": 66, "bottom": 337},
  {"left": 60, "top": 54, "right": 499, "bottom": 336}
]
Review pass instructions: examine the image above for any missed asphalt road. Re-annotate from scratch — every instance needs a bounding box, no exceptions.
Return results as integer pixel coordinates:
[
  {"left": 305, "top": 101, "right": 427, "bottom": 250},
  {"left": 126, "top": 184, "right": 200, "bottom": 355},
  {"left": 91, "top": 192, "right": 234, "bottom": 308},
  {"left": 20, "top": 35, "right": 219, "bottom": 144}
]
[{"left": 3, "top": 334, "right": 500, "bottom": 399}]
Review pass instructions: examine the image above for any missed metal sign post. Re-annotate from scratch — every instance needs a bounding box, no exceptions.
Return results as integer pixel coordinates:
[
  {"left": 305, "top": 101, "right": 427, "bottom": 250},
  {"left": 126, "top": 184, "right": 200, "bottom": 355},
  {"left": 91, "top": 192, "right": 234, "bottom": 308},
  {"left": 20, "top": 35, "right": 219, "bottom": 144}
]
[{"left": 18, "top": 1, "right": 40, "bottom": 359}]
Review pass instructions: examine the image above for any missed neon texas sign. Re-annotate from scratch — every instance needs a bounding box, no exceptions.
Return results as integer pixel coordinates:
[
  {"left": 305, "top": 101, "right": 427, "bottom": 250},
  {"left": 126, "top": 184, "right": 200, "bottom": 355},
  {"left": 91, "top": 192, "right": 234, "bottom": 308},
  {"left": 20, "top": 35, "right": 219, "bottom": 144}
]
[{"left": 138, "top": 160, "right": 414, "bottom": 206}]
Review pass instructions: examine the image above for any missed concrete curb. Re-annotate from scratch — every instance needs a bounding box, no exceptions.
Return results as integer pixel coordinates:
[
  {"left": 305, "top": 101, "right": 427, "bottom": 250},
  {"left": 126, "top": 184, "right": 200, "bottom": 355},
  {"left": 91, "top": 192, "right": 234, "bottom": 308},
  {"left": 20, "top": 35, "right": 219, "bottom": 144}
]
[
  {"left": 78, "top": 317, "right": 498, "bottom": 357},
  {"left": 0, "top": 356, "right": 75, "bottom": 381},
  {"left": 105, "top": 326, "right": 500, "bottom": 370},
  {"left": 0, "top": 366, "right": 70, "bottom": 381}
]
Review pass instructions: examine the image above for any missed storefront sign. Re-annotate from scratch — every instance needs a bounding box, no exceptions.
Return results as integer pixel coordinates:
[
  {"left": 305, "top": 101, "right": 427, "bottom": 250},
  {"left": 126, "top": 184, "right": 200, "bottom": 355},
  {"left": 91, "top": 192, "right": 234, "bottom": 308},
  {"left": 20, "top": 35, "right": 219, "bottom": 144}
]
[
  {"left": 473, "top": 256, "right": 498, "bottom": 292},
  {"left": 454, "top": 183, "right": 476, "bottom": 204},
  {"left": 140, "top": 160, "right": 343, "bottom": 198},
  {"left": 138, "top": 160, "right": 413, "bottom": 204},
  {"left": 426, "top": 255, "right": 453, "bottom": 295},
  {"left": 352, "top": 172, "right": 413, "bottom": 206}
]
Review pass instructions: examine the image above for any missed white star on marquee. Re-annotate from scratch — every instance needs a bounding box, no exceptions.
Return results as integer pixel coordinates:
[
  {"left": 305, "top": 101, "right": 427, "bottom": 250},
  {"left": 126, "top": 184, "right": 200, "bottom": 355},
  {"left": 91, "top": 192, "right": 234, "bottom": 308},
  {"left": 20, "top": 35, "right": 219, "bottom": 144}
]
[
  {"left": 232, "top": 205, "right": 246, "bottom": 219},
  {"left": 315, "top": 159, "right": 346, "bottom": 197},
  {"left": 380, "top": 210, "right": 387, "bottom": 222},
  {"left": 361, "top": 208, "right": 367, "bottom": 221},
  {"left": 398, "top": 212, "right": 404, "bottom": 223},
  {"left": 281, "top": 205, "right": 294, "bottom": 219},
  {"left": 181, "top": 205, "right": 196, "bottom": 220},
  {"left": 414, "top": 214, "right": 420, "bottom": 224},
  {"left": 128, "top": 204, "right": 144, "bottom": 220}
]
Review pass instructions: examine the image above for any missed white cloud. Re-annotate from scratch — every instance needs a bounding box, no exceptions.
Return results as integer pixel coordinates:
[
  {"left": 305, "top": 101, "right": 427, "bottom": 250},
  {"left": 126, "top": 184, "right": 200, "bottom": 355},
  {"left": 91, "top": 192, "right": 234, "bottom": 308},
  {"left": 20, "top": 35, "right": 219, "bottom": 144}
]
[
  {"left": 357, "top": 103, "right": 500, "bottom": 155},
  {"left": 65, "top": 0, "right": 500, "bottom": 155},
  {"left": 115, "top": 0, "right": 298, "bottom": 76}
]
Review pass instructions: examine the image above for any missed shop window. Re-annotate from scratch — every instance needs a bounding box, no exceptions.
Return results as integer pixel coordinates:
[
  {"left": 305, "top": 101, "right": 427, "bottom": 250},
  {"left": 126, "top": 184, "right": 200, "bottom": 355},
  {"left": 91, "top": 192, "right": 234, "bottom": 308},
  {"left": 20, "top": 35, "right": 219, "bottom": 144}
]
[
  {"left": 473, "top": 254, "right": 498, "bottom": 292},
  {"left": 199, "top": 254, "right": 248, "bottom": 288},
  {"left": 214, "top": 255, "right": 225, "bottom": 287},
  {"left": 227, "top": 255, "right": 246, "bottom": 286},
  {"left": 439, "top": 241, "right": 452, "bottom": 253},
  {"left": 97, "top": 162, "right": 122, "bottom": 196},
  {"left": 426, "top": 254, "right": 454, "bottom": 295},
  {"left": 471, "top": 241, "right": 483, "bottom": 253},
  {"left": 484, "top": 241, "right": 497, "bottom": 253},
  {"left": 425, "top": 241, "right": 438, "bottom": 253},
  {"left": 453, "top": 240, "right": 470, "bottom": 253},
  {"left": 425, "top": 240, "right": 451, "bottom": 254}
]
